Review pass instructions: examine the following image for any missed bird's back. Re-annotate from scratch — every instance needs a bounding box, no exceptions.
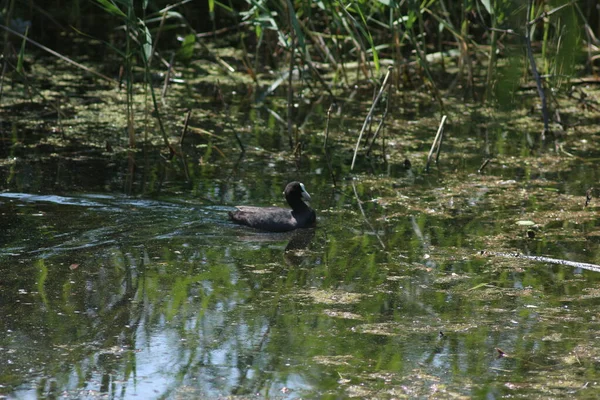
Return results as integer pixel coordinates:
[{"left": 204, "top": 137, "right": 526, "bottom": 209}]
[{"left": 229, "top": 206, "right": 299, "bottom": 232}]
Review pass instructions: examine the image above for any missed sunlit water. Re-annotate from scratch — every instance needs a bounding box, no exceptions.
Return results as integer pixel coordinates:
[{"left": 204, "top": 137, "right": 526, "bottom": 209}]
[
  {"left": 3, "top": 157, "right": 600, "bottom": 399},
  {"left": 3, "top": 70, "right": 600, "bottom": 398}
]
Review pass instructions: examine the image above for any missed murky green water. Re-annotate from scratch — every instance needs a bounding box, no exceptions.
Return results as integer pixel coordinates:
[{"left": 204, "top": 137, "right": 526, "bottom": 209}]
[
  {"left": 3, "top": 62, "right": 600, "bottom": 399},
  {"left": 3, "top": 162, "right": 600, "bottom": 398}
]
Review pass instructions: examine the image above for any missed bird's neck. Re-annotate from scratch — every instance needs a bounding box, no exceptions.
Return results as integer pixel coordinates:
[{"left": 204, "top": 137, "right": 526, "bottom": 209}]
[{"left": 288, "top": 198, "right": 310, "bottom": 211}]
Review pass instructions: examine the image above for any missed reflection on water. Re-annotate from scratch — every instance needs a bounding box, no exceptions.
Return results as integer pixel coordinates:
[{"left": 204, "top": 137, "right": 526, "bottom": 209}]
[
  {"left": 2, "top": 174, "right": 600, "bottom": 399},
  {"left": 4, "top": 95, "right": 600, "bottom": 397}
]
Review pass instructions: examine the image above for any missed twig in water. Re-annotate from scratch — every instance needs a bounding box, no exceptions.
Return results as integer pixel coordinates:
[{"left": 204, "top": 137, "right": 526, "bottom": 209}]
[
  {"left": 351, "top": 66, "right": 393, "bottom": 171},
  {"left": 478, "top": 158, "right": 492, "bottom": 174},
  {"left": 480, "top": 250, "right": 600, "bottom": 274},
  {"left": 161, "top": 53, "right": 175, "bottom": 105},
  {"left": 322, "top": 103, "right": 337, "bottom": 187},
  {"left": 179, "top": 110, "right": 191, "bottom": 181},
  {"left": 434, "top": 119, "right": 445, "bottom": 163},
  {"left": 525, "top": 0, "right": 550, "bottom": 141},
  {"left": 180, "top": 109, "right": 191, "bottom": 145},
  {"left": 141, "top": 50, "right": 173, "bottom": 153},
  {"left": 149, "top": 8, "right": 169, "bottom": 66},
  {"left": 351, "top": 181, "right": 385, "bottom": 249},
  {"left": 323, "top": 103, "right": 336, "bottom": 149},
  {"left": 323, "top": 150, "right": 337, "bottom": 188},
  {"left": 425, "top": 115, "right": 447, "bottom": 172},
  {"left": 232, "top": 123, "right": 245, "bottom": 153},
  {"left": 222, "top": 94, "right": 244, "bottom": 154},
  {"left": 264, "top": 106, "right": 287, "bottom": 126},
  {"left": 366, "top": 82, "right": 391, "bottom": 157},
  {"left": 0, "top": 0, "right": 16, "bottom": 106},
  {"left": 0, "top": 23, "right": 116, "bottom": 84},
  {"left": 487, "top": 27, "right": 519, "bottom": 36},
  {"left": 197, "top": 38, "right": 234, "bottom": 73},
  {"left": 214, "top": 80, "right": 244, "bottom": 153},
  {"left": 526, "top": 2, "right": 572, "bottom": 27},
  {"left": 293, "top": 136, "right": 302, "bottom": 159},
  {"left": 585, "top": 188, "right": 593, "bottom": 207},
  {"left": 196, "top": 21, "right": 250, "bottom": 38},
  {"left": 0, "top": 49, "right": 8, "bottom": 105}
]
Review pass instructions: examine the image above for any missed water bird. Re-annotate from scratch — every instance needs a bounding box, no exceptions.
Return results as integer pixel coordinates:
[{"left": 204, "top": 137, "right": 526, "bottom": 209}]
[{"left": 229, "top": 181, "right": 316, "bottom": 232}]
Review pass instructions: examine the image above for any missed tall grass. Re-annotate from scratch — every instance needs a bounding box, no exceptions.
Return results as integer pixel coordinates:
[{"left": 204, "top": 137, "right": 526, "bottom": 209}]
[
  {"left": 217, "top": 0, "right": 590, "bottom": 116},
  {"left": 3, "top": 0, "right": 597, "bottom": 151}
]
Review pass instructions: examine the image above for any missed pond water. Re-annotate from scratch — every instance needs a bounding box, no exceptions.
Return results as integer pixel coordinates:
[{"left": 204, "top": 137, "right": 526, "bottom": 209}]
[{"left": 3, "top": 63, "right": 600, "bottom": 399}]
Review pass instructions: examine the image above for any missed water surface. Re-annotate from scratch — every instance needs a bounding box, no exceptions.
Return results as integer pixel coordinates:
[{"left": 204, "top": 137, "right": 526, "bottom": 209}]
[{"left": 3, "top": 63, "right": 600, "bottom": 399}]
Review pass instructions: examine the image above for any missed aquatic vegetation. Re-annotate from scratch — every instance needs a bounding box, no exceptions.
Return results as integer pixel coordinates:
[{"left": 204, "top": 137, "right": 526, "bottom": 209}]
[{"left": 2, "top": 1, "right": 600, "bottom": 399}]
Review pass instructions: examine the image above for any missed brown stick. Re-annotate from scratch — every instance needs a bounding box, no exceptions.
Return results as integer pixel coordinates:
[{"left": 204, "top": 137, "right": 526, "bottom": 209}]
[
  {"left": 324, "top": 103, "right": 335, "bottom": 149},
  {"left": 323, "top": 103, "right": 337, "bottom": 187},
  {"left": 0, "top": 23, "right": 116, "bottom": 84},
  {"left": 196, "top": 21, "right": 250, "bottom": 38},
  {"left": 425, "top": 115, "right": 447, "bottom": 172},
  {"left": 434, "top": 118, "right": 445, "bottom": 163},
  {"left": 161, "top": 53, "right": 175, "bottom": 105},
  {"left": 585, "top": 188, "right": 593, "bottom": 207},
  {"left": 180, "top": 109, "right": 192, "bottom": 145},
  {"left": 527, "top": 2, "right": 572, "bottom": 27},
  {"left": 478, "top": 158, "right": 492, "bottom": 173},
  {"left": 149, "top": 8, "right": 168, "bottom": 65},
  {"left": 179, "top": 111, "right": 190, "bottom": 180},
  {"left": 351, "top": 66, "right": 393, "bottom": 170},
  {"left": 481, "top": 251, "right": 600, "bottom": 274},
  {"left": 366, "top": 82, "right": 391, "bottom": 157}
]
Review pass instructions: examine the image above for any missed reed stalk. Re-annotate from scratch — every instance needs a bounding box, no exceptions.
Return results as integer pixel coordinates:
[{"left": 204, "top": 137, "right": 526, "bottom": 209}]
[
  {"left": 351, "top": 66, "right": 392, "bottom": 171},
  {"left": 425, "top": 115, "right": 447, "bottom": 172}
]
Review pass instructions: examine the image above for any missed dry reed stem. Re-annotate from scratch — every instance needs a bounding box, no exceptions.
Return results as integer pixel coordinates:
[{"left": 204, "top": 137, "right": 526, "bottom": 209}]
[
  {"left": 351, "top": 66, "right": 393, "bottom": 170},
  {"left": 425, "top": 115, "right": 447, "bottom": 172}
]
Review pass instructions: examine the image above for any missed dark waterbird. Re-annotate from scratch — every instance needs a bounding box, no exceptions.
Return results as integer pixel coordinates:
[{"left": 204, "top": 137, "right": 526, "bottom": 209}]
[{"left": 229, "top": 181, "right": 316, "bottom": 232}]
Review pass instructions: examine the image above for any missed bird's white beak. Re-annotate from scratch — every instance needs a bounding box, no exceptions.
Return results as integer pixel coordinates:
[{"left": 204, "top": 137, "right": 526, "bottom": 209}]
[{"left": 300, "top": 182, "right": 311, "bottom": 201}]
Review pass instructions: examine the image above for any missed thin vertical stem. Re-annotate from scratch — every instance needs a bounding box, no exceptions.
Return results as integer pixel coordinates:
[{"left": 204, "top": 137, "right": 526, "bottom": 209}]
[
  {"left": 484, "top": 0, "right": 497, "bottom": 103},
  {"left": 425, "top": 115, "right": 447, "bottom": 172},
  {"left": 351, "top": 66, "right": 392, "bottom": 171},
  {"left": 286, "top": 15, "right": 296, "bottom": 150},
  {"left": 0, "top": 0, "right": 16, "bottom": 105},
  {"left": 525, "top": 0, "right": 549, "bottom": 140}
]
